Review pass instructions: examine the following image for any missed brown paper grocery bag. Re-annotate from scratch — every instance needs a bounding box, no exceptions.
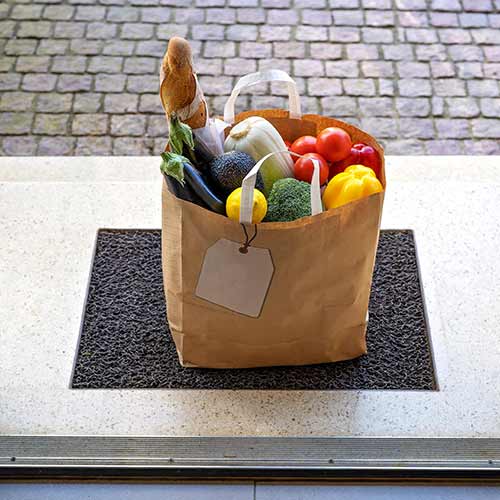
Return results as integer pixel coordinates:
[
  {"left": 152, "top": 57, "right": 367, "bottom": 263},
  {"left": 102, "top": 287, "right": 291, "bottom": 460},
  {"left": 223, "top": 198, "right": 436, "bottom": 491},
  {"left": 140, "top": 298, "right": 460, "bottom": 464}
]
[{"left": 161, "top": 72, "right": 385, "bottom": 369}]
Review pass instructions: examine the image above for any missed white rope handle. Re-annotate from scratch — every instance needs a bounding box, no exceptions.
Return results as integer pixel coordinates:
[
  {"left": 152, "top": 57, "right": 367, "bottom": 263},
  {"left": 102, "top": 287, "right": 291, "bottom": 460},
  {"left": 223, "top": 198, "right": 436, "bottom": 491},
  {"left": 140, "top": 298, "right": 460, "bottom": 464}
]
[
  {"left": 240, "top": 151, "right": 323, "bottom": 224},
  {"left": 224, "top": 70, "right": 302, "bottom": 124}
]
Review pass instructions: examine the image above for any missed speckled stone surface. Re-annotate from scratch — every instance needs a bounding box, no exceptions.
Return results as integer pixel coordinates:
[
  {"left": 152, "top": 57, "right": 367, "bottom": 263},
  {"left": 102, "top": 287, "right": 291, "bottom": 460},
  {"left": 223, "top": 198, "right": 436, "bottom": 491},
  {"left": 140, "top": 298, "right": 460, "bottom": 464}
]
[
  {"left": 1, "top": 156, "right": 500, "bottom": 437},
  {"left": 72, "top": 229, "right": 435, "bottom": 391}
]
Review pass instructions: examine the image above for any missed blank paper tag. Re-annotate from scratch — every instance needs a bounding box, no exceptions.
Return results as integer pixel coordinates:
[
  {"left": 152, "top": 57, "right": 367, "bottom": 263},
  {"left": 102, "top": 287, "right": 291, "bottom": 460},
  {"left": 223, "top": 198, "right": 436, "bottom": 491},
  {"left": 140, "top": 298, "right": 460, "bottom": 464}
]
[{"left": 195, "top": 239, "right": 274, "bottom": 318}]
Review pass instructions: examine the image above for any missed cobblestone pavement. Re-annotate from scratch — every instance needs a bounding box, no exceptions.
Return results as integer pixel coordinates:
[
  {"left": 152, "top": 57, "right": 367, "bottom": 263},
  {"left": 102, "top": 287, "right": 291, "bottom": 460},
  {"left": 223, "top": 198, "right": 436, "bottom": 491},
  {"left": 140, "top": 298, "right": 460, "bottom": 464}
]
[{"left": 0, "top": 0, "right": 499, "bottom": 156}]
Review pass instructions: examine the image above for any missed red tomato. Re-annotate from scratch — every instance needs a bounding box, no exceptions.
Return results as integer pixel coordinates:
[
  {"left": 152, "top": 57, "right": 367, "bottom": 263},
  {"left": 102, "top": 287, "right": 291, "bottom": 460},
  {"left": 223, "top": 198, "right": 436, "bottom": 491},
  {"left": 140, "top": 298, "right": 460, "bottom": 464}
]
[
  {"left": 294, "top": 153, "right": 329, "bottom": 185},
  {"left": 316, "top": 127, "right": 352, "bottom": 163},
  {"left": 290, "top": 135, "right": 317, "bottom": 163}
]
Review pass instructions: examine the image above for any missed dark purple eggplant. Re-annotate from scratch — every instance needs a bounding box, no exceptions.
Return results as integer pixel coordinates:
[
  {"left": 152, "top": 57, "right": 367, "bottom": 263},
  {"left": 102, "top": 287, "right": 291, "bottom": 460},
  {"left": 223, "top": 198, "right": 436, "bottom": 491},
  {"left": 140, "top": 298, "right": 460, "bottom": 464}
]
[
  {"left": 163, "top": 173, "right": 209, "bottom": 209},
  {"left": 182, "top": 162, "right": 225, "bottom": 215}
]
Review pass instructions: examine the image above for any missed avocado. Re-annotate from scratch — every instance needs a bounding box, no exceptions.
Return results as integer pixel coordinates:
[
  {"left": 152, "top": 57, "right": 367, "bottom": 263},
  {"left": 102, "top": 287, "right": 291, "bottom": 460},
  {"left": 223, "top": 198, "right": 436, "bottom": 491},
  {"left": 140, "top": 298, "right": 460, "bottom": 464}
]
[{"left": 208, "top": 151, "right": 265, "bottom": 196}]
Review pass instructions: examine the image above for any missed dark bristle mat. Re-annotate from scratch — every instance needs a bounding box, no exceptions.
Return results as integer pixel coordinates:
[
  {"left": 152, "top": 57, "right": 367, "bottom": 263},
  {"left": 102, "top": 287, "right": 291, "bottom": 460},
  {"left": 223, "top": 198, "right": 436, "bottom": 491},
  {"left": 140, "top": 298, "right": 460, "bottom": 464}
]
[{"left": 71, "top": 229, "right": 436, "bottom": 390}]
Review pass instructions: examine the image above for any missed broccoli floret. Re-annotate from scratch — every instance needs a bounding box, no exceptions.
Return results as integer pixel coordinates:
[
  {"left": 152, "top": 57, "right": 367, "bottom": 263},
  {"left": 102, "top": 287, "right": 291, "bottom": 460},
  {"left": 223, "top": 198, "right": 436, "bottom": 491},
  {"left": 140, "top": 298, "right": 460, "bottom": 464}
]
[{"left": 264, "top": 178, "right": 312, "bottom": 222}]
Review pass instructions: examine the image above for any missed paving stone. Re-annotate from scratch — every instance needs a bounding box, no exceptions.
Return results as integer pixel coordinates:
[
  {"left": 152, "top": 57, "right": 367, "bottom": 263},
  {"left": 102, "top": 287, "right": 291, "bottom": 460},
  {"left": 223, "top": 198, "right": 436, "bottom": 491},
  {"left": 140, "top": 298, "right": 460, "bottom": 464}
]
[
  {"left": 383, "top": 44, "right": 413, "bottom": 60},
  {"left": 123, "top": 57, "right": 155, "bottom": 74},
  {"left": 175, "top": 8, "right": 204, "bottom": 23},
  {"left": 156, "top": 23, "right": 188, "bottom": 39},
  {"left": 146, "top": 115, "right": 167, "bottom": 137},
  {"left": 224, "top": 57, "right": 257, "bottom": 75},
  {"left": 70, "top": 39, "right": 103, "bottom": 55},
  {"left": 37, "top": 39, "right": 68, "bottom": 55},
  {"left": 0, "top": 92, "right": 35, "bottom": 111},
  {"left": 0, "top": 56, "right": 15, "bottom": 71},
  {"left": 333, "top": 10, "right": 364, "bottom": 26},
  {"left": 346, "top": 43, "right": 378, "bottom": 60},
  {"left": 0, "top": 21, "right": 16, "bottom": 38},
  {"left": 54, "top": 22, "right": 85, "bottom": 38},
  {"left": 378, "top": 78, "right": 395, "bottom": 96},
  {"left": 140, "top": 7, "right": 171, "bottom": 22},
  {"left": 95, "top": 74, "right": 126, "bottom": 92},
  {"left": 192, "top": 24, "right": 224, "bottom": 40},
  {"left": 397, "top": 61, "right": 430, "bottom": 78},
  {"left": 480, "top": 97, "right": 500, "bottom": 117},
  {"left": 459, "top": 13, "right": 488, "bottom": 27},
  {"left": 463, "top": 139, "right": 500, "bottom": 154},
  {"left": 430, "top": 12, "right": 459, "bottom": 27},
  {"left": 434, "top": 79, "right": 466, "bottom": 96},
  {"left": 126, "top": 75, "right": 158, "bottom": 93},
  {"left": 139, "top": 93, "right": 163, "bottom": 113},
  {"left": 446, "top": 97, "right": 480, "bottom": 117},
  {"left": 406, "top": 28, "right": 438, "bottom": 43},
  {"left": 365, "top": 10, "right": 394, "bottom": 26},
  {"left": 37, "top": 93, "right": 73, "bottom": 112},
  {"left": 75, "top": 136, "right": 112, "bottom": 154},
  {"left": 359, "top": 97, "right": 394, "bottom": 116},
  {"left": 5, "top": 39, "right": 38, "bottom": 55},
  {"left": 362, "top": 27, "right": 393, "bottom": 43},
  {"left": 321, "top": 96, "right": 357, "bottom": 116},
  {"left": 462, "top": 0, "right": 493, "bottom": 11},
  {"left": 467, "top": 79, "right": 499, "bottom": 96},
  {"left": 307, "top": 77, "right": 342, "bottom": 96},
  {"left": 484, "top": 63, "right": 500, "bottom": 79},
  {"left": 399, "top": 118, "right": 435, "bottom": 138},
  {"left": 399, "top": 11, "right": 429, "bottom": 27},
  {"left": 72, "top": 113, "right": 108, "bottom": 135},
  {"left": 113, "top": 137, "right": 153, "bottom": 154},
  {"left": 16, "top": 56, "right": 51, "bottom": 73},
  {"left": 293, "top": 59, "right": 324, "bottom": 76},
  {"left": 343, "top": 78, "right": 376, "bottom": 96},
  {"left": 260, "top": 25, "right": 291, "bottom": 41},
  {"left": 425, "top": 139, "right": 463, "bottom": 154},
  {"left": 457, "top": 62, "right": 483, "bottom": 78},
  {"left": 250, "top": 95, "right": 286, "bottom": 109},
  {"left": 436, "top": 118, "right": 470, "bottom": 138},
  {"left": 385, "top": 139, "right": 425, "bottom": 154},
  {"left": 198, "top": 75, "right": 233, "bottom": 94},
  {"left": 52, "top": 56, "right": 87, "bottom": 73},
  {"left": 87, "top": 22, "right": 118, "bottom": 39},
  {"left": 361, "top": 60, "right": 394, "bottom": 77},
  {"left": 1, "top": 136, "right": 38, "bottom": 155},
  {"left": 297, "top": 26, "right": 328, "bottom": 41},
  {"left": 329, "top": 26, "right": 360, "bottom": 42},
  {"left": 431, "top": 0, "right": 461, "bottom": 11},
  {"left": 73, "top": 93, "right": 102, "bottom": 112},
  {"left": 237, "top": 8, "right": 266, "bottom": 24},
  {"left": 104, "top": 94, "right": 139, "bottom": 112},
  {"left": 104, "top": 40, "right": 136, "bottom": 56},
  {"left": 11, "top": 4, "right": 44, "bottom": 19},
  {"left": 195, "top": 58, "right": 222, "bottom": 75},
  {"left": 75, "top": 5, "right": 106, "bottom": 21},
  {"left": 0, "top": 112, "right": 33, "bottom": 134},
  {"left": 33, "top": 113, "right": 69, "bottom": 135},
  {"left": 416, "top": 44, "right": 447, "bottom": 61},
  {"left": 398, "top": 78, "right": 432, "bottom": 96},
  {"left": 471, "top": 28, "right": 500, "bottom": 45},
  {"left": 484, "top": 47, "right": 500, "bottom": 62},
  {"left": 88, "top": 56, "right": 123, "bottom": 74},
  {"left": 0, "top": 3, "right": 11, "bottom": 19},
  {"left": 226, "top": 24, "right": 258, "bottom": 40},
  {"left": 57, "top": 74, "right": 92, "bottom": 92},
  {"left": 430, "top": 61, "right": 455, "bottom": 77},
  {"left": 361, "top": 117, "right": 397, "bottom": 137},
  {"left": 329, "top": 0, "right": 359, "bottom": 8},
  {"left": 325, "top": 60, "right": 359, "bottom": 77},
  {"left": 43, "top": 5, "right": 75, "bottom": 20},
  {"left": 111, "top": 114, "right": 146, "bottom": 135},
  {"left": 448, "top": 45, "right": 484, "bottom": 61},
  {"left": 395, "top": 0, "right": 427, "bottom": 9},
  {"left": 18, "top": 21, "right": 52, "bottom": 38},
  {"left": 432, "top": 96, "right": 445, "bottom": 115},
  {"left": 38, "top": 136, "right": 75, "bottom": 155},
  {"left": 396, "top": 97, "right": 431, "bottom": 116},
  {"left": 22, "top": 73, "right": 57, "bottom": 92},
  {"left": 267, "top": 9, "right": 299, "bottom": 24},
  {"left": 472, "top": 119, "right": 500, "bottom": 138},
  {"left": 204, "top": 8, "right": 234, "bottom": 24},
  {"left": 301, "top": 9, "right": 332, "bottom": 26}
]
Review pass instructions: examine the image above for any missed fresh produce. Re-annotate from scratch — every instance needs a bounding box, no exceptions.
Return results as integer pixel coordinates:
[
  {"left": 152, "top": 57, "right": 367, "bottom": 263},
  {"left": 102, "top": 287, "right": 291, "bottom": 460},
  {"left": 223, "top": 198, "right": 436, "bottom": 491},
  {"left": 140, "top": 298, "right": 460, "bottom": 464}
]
[
  {"left": 290, "top": 135, "right": 317, "bottom": 162},
  {"left": 316, "top": 127, "right": 352, "bottom": 163},
  {"left": 226, "top": 187, "right": 267, "bottom": 224},
  {"left": 224, "top": 116, "right": 293, "bottom": 195},
  {"left": 208, "top": 151, "right": 264, "bottom": 196},
  {"left": 160, "top": 152, "right": 225, "bottom": 214},
  {"left": 330, "top": 143, "right": 381, "bottom": 180},
  {"left": 265, "top": 178, "right": 312, "bottom": 223},
  {"left": 293, "top": 153, "right": 329, "bottom": 186},
  {"left": 322, "top": 164, "right": 383, "bottom": 210},
  {"left": 160, "top": 37, "right": 208, "bottom": 130}
]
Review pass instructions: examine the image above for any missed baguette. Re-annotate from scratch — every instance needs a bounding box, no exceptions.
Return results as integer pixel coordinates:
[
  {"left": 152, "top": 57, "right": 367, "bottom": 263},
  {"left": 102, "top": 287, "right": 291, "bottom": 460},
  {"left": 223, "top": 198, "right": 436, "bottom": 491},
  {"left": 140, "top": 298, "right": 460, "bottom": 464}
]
[{"left": 160, "top": 37, "right": 208, "bottom": 129}]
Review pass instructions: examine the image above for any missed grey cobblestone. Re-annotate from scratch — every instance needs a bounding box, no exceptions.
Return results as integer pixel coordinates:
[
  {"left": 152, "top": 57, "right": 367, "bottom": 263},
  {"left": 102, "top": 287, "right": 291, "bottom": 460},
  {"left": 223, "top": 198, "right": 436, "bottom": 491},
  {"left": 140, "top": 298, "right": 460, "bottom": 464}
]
[{"left": 1, "top": 0, "right": 499, "bottom": 156}]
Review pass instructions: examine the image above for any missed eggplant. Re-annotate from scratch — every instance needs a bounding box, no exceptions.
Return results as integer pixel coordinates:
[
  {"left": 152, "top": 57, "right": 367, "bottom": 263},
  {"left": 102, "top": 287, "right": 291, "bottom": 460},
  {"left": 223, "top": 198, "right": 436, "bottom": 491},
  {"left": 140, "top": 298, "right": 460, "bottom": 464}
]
[
  {"left": 163, "top": 173, "right": 209, "bottom": 209},
  {"left": 193, "top": 135, "right": 216, "bottom": 167},
  {"left": 182, "top": 162, "right": 225, "bottom": 215}
]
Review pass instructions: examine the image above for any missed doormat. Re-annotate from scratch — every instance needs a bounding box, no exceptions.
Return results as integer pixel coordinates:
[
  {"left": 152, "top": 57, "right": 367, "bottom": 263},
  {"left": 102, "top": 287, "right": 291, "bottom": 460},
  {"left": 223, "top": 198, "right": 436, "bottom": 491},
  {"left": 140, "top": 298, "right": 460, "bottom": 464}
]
[{"left": 71, "top": 229, "right": 436, "bottom": 390}]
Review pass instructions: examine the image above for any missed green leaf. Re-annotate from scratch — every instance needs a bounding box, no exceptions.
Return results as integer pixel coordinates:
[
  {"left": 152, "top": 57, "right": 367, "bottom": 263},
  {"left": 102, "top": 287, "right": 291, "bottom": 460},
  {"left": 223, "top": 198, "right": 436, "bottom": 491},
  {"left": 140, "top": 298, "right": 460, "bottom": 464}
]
[
  {"left": 168, "top": 113, "right": 194, "bottom": 155},
  {"left": 160, "top": 152, "right": 189, "bottom": 185}
]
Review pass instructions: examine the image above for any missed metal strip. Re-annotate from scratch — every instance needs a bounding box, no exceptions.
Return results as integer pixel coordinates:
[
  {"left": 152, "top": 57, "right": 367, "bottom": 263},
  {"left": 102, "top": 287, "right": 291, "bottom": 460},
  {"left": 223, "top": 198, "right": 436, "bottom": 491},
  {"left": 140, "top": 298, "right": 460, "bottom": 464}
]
[{"left": 1, "top": 436, "right": 499, "bottom": 481}]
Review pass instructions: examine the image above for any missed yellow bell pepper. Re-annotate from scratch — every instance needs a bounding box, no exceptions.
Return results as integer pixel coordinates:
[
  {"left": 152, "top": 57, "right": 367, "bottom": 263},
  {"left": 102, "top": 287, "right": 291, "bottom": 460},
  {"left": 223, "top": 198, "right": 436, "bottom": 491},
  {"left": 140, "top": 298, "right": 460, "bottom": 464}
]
[{"left": 323, "top": 164, "right": 383, "bottom": 210}]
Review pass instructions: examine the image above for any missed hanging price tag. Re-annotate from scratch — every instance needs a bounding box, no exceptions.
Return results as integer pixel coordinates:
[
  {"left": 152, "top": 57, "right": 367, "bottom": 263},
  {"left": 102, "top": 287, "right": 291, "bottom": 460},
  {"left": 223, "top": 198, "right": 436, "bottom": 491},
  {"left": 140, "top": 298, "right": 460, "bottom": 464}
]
[{"left": 195, "top": 238, "right": 274, "bottom": 318}]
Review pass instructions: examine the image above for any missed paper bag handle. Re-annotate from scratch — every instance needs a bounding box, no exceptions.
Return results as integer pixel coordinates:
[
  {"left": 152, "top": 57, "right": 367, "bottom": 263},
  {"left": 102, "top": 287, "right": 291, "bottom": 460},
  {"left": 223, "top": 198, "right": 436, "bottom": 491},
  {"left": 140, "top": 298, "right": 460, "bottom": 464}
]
[
  {"left": 224, "top": 70, "right": 302, "bottom": 124},
  {"left": 240, "top": 151, "right": 323, "bottom": 224}
]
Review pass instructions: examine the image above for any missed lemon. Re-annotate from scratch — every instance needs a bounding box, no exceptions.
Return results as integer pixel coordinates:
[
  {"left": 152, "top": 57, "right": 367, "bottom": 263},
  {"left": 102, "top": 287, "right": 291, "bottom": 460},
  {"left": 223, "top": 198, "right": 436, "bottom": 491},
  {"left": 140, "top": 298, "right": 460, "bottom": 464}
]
[{"left": 226, "top": 187, "right": 267, "bottom": 224}]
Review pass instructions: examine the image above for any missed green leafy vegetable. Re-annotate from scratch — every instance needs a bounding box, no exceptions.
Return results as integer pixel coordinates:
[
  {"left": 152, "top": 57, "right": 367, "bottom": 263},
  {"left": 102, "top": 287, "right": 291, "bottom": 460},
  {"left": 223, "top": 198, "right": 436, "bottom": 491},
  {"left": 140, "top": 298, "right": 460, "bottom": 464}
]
[
  {"left": 160, "top": 151, "right": 190, "bottom": 185},
  {"left": 168, "top": 113, "right": 195, "bottom": 157}
]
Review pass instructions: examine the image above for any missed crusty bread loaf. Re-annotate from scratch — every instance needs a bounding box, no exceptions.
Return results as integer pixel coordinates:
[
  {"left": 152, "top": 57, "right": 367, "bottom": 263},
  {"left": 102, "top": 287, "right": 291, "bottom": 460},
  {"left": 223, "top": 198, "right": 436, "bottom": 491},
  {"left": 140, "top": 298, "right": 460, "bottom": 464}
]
[{"left": 160, "top": 37, "right": 208, "bottom": 129}]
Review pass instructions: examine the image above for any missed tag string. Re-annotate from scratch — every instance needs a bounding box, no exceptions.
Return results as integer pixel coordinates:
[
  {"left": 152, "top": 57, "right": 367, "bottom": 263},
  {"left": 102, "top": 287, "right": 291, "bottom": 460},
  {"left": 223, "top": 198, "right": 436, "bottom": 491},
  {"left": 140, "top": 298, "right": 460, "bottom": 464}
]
[{"left": 240, "top": 224, "right": 258, "bottom": 254}]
